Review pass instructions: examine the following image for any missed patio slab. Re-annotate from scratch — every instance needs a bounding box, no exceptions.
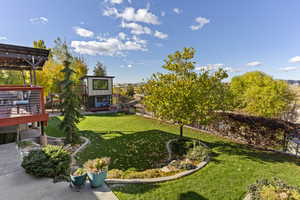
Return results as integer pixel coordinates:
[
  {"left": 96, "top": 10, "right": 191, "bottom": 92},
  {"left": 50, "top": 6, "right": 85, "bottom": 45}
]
[
  {"left": 0, "top": 143, "right": 119, "bottom": 200},
  {"left": 0, "top": 143, "right": 21, "bottom": 176}
]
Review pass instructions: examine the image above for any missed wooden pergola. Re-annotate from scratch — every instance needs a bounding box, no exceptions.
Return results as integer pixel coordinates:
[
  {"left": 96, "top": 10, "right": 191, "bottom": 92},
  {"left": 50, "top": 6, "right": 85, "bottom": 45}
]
[
  {"left": 0, "top": 43, "right": 50, "bottom": 140},
  {"left": 0, "top": 43, "right": 49, "bottom": 85}
]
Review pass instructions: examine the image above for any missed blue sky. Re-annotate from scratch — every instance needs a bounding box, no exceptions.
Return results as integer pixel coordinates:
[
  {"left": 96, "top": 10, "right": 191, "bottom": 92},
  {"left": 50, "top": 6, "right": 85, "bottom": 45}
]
[{"left": 0, "top": 0, "right": 300, "bottom": 83}]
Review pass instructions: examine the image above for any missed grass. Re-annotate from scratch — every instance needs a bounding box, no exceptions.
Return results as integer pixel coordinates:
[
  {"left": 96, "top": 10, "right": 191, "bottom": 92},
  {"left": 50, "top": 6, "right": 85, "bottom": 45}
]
[{"left": 46, "top": 113, "right": 300, "bottom": 200}]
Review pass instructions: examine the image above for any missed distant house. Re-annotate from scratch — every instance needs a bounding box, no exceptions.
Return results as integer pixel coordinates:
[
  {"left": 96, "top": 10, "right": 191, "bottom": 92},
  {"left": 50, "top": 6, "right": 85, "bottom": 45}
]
[
  {"left": 81, "top": 76, "right": 114, "bottom": 111},
  {"left": 282, "top": 80, "right": 300, "bottom": 86}
]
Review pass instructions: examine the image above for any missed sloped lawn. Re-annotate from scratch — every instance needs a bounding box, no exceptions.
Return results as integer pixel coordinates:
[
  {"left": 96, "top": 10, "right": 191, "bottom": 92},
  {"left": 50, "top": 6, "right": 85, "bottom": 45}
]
[{"left": 46, "top": 113, "right": 300, "bottom": 200}]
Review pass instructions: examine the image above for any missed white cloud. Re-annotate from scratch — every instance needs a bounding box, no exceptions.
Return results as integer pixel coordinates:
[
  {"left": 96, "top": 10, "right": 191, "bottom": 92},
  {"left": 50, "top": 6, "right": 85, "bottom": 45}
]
[
  {"left": 195, "top": 63, "right": 224, "bottom": 71},
  {"left": 71, "top": 35, "right": 147, "bottom": 56},
  {"left": 289, "top": 56, "right": 300, "bottom": 63},
  {"left": 30, "top": 17, "right": 48, "bottom": 24},
  {"left": 190, "top": 17, "right": 210, "bottom": 30},
  {"left": 127, "top": 64, "right": 133, "bottom": 68},
  {"left": 161, "top": 11, "right": 166, "bottom": 17},
  {"left": 173, "top": 8, "right": 182, "bottom": 14},
  {"left": 0, "top": 36, "right": 7, "bottom": 41},
  {"left": 246, "top": 61, "right": 262, "bottom": 67},
  {"left": 73, "top": 27, "right": 94, "bottom": 38},
  {"left": 121, "top": 21, "right": 152, "bottom": 35},
  {"left": 223, "top": 67, "right": 241, "bottom": 73},
  {"left": 110, "top": 0, "right": 123, "bottom": 4},
  {"left": 279, "top": 66, "right": 299, "bottom": 72},
  {"left": 104, "top": 7, "right": 160, "bottom": 25},
  {"left": 118, "top": 32, "right": 127, "bottom": 40},
  {"left": 154, "top": 30, "right": 168, "bottom": 39}
]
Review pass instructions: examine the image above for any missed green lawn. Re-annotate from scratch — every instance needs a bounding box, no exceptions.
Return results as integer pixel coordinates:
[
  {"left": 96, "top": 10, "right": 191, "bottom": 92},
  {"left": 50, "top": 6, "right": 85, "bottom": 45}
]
[{"left": 46, "top": 113, "right": 300, "bottom": 200}]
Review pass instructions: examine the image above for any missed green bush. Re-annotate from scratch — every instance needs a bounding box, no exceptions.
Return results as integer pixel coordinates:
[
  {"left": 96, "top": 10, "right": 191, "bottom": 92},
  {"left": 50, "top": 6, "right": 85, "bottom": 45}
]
[
  {"left": 169, "top": 160, "right": 196, "bottom": 170},
  {"left": 186, "top": 145, "right": 209, "bottom": 161},
  {"left": 171, "top": 138, "right": 209, "bottom": 162},
  {"left": 22, "top": 145, "right": 71, "bottom": 180},
  {"left": 248, "top": 178, "right": 300, "bottom": 200}
]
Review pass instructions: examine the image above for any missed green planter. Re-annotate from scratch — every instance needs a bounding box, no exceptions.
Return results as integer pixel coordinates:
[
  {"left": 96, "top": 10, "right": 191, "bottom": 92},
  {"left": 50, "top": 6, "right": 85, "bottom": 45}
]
[
  {"left": 87, "top": 171, "right": 107, "bottom": 188},
  {"left": 70, "top": 173, "right": 87, "bottom": 186}
]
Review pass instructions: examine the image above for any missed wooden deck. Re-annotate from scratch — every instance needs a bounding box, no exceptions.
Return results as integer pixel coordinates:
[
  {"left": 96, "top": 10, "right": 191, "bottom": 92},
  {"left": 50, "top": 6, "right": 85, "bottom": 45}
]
[{"left": 0, "top": 85, "right": 48, "bottom": 127}]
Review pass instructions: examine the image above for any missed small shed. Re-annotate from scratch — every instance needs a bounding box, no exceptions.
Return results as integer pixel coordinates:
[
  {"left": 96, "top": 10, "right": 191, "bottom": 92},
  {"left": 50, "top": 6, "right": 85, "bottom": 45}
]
[{"left": 80, "top": 76, "right": 114, "bottom": 111}]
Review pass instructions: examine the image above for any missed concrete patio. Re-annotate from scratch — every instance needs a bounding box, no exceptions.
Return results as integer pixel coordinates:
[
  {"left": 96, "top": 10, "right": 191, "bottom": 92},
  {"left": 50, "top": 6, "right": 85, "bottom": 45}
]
[{"left": 0, "top": 143, "right": 119, "bottom": 200}]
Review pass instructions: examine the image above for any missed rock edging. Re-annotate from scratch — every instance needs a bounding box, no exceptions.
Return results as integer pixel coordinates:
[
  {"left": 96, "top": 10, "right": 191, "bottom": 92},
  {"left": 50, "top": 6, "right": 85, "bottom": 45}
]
[{"left": 105, "top": 139, "right": 210, "bottom": 184}]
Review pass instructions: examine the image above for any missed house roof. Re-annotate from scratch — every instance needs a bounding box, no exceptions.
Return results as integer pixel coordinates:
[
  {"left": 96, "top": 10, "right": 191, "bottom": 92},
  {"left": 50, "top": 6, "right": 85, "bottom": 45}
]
[
  {"left": 0, "top": 43, "right": 50, "bottom": 71},
  {"left": 80, "top": 75, "right": 115, "bottom": 80}
]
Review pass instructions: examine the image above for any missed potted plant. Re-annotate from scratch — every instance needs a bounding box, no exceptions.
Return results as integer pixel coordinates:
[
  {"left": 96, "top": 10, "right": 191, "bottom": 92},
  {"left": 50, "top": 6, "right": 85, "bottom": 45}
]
[
  {"left": 70, "top": 168, "right": 87, "bottom": 187},
  {"left": 84, "top": 157, "right": 110, "bottom": 188}
]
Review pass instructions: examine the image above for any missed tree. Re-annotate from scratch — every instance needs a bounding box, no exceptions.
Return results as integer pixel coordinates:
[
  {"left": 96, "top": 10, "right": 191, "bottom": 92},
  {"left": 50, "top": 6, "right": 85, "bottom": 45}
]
[
  {"left": 35, "top": 39, "right": 87, "bottom": 96},
  {"left": 125, "top": 84, "right": 135, "bottom": 97},
  {"left": 230, "top": 71, "right": 295, "bottom": 118},
  {"left": 143, "top": 48, "right": 233, "bottom": 137},
  {"left": 93, "top": 62, "right": 107, "bottom": 76},
  {"left": 72, "top": 57, "right": 88, "bottom": 84},
  {"left": 59, "top": 44, "right": 83, "bottom": 144},
  {"left": 33, "top": 40, "right": 47, "bottom": 49}
]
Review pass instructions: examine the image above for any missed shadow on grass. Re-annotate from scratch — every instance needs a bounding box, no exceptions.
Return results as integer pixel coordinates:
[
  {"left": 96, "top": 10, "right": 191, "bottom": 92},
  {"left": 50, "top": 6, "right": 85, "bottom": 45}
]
[
  {"left": 179, "top": 191, "right": 208, "bottom": 200},
  {"left": 78, "top": 129, "right": 178, "bottom": 170},
  {"left": 203, "top": 140, "right": 300, "bottom": 165}
]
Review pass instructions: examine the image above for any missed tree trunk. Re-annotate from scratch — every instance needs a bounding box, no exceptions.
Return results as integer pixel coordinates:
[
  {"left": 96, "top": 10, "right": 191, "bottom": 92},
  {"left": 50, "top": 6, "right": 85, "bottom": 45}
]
[
  {"left": 283, "top": 131, "right": 288, "bottom": 152},
  {"left": 180, "top": 125, "right": 184, "bottom": 137}
]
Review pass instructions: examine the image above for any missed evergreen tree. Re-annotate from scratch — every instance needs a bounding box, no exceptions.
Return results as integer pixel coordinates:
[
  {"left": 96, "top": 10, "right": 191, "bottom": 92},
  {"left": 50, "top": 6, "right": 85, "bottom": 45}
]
[
  {"left": 59, "top": 45, "right": 83, "bottom": 144},
  {"left": 93, "top": 62, "right": 107, "bottom": 76}
]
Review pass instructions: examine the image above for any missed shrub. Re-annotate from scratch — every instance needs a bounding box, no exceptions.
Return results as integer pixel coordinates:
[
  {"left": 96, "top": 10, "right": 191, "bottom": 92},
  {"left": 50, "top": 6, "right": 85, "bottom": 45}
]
[
  {"left": 73, "top": 168, "right": 86, "bottom": 176},
  {"left": 248, "top": 178, "right": 300, "bottom": 200},
  {"left": 169, "top": 160, "right": 196, "bottom": 170},
  {"left": 22, "top": 145, "right": 71, "bottom": 180},
  {"left": 84, "top": 157, "right": 111, "bottom": 173},
  {"left": 186, "top": 145, "right": 209, "bottom": 161},
  {"left": 171, "top": 138, "right": 209, "bottom": 162},
  {"left": 108, "top": 169, "right": 124, "bottom": 178}
]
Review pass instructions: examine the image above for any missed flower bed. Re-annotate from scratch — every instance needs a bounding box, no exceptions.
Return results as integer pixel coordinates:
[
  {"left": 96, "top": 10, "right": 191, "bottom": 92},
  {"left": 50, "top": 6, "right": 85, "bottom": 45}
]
[
  {"left": 245, "top": 178, "right": 300, "bottom": 200},
  {"left": 106, "top": 138, "right": 210, "bottom": 184}
]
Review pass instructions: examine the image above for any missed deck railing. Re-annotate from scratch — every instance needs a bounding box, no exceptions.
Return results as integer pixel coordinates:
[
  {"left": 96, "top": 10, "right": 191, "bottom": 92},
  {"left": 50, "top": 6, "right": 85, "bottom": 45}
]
[{"left": 0, "top": 85, "right": 45, "bottom": 119}]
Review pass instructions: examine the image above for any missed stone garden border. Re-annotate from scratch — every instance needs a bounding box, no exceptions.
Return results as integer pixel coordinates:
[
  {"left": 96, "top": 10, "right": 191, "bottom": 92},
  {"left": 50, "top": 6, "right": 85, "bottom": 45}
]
[{"left": 105, "top": 139, "right": 210, "bottom": 184}]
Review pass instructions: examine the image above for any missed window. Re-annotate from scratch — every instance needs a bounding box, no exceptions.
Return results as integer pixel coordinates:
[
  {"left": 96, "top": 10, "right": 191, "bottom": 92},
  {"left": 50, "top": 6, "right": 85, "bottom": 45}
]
[{"left": 93, "top": 79, "right": 109, "bottom": 90}]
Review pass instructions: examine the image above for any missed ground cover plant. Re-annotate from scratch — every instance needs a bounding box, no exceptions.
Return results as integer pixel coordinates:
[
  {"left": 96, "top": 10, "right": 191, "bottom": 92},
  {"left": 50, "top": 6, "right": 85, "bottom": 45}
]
[
  {"left": 248, "top": 178, "right": 300, "bottom": 200},
  {"left": 22, "top": 145, "right": 71, "bottom": 180},
  {"left": 46, "top": 113, "right": 300, "bottom": 200}
]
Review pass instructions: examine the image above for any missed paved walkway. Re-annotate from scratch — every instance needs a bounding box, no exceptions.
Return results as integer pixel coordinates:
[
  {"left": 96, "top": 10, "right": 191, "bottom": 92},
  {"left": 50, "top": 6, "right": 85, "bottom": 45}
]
[
  {"left": 0, "top": 143, "right": 21, "bottom": 176},
  {"left": 0, "top": 143, "right": 119, "bottom": 200}
]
